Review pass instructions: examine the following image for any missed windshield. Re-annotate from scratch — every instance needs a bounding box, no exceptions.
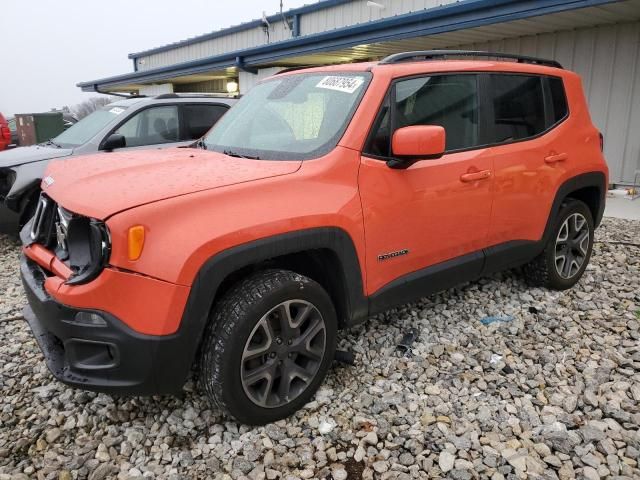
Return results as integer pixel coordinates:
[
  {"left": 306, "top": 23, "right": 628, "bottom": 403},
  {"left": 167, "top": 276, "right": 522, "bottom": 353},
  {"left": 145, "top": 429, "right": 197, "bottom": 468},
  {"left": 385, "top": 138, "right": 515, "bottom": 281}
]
[
  {"left": 203, "top": 72, "right": 371, "bottom": 160},
  {"left": 53, "top": 105, "right": 129, "bottom": 147}
]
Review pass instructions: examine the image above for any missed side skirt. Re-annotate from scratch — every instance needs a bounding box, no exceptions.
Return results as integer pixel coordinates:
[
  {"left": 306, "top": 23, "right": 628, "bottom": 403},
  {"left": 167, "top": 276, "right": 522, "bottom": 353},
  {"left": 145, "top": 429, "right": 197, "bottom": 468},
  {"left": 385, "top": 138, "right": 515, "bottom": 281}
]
[
  {"left": 367, "top": 240, "right": 541, "bottom": 316},
  {"left": 368, "top": 251, "right": 484, "bottom": 316}
]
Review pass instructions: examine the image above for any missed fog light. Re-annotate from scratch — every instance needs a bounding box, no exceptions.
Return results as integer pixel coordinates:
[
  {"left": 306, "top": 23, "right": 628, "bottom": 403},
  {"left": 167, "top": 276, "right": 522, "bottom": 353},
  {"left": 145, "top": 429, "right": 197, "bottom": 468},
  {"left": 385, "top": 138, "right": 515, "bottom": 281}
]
[{"left": 73, "top": 312, "right": 107, "bottom": 327}]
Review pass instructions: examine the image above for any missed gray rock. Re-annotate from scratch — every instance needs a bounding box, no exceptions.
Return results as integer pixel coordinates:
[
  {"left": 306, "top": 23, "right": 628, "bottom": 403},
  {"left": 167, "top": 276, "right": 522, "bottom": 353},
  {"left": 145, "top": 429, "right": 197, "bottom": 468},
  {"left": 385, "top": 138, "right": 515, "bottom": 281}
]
[
  {"left": 582, "top": 466, "right": 600, "bottom": 480},
  {"left": 439, "top": 451, "right": 456, "bottom": 473},
  {"left": 399, "top": 452, "right": 414, "bottom": 466},
  {"left": 0, "top": 219, "right": 639, "bottom": 480},
  {"left": 88, "top": 464, "right": 114, "bottom": 480},
  {"left": 233, "top": 457, "right": 254, "bottom": 474}
]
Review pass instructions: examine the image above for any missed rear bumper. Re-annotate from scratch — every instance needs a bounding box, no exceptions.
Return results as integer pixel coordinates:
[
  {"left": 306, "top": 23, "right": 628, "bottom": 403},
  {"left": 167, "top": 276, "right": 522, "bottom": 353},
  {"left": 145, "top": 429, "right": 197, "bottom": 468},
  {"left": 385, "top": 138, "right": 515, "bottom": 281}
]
[{"left": 21, "top": 256, "right": 192, "bottom": 395}]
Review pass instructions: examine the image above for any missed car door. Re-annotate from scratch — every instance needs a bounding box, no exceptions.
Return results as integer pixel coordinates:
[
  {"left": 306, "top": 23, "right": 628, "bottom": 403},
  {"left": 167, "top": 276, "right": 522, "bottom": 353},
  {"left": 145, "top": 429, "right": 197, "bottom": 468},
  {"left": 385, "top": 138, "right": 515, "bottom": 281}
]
[
  {"left": 109, "top": 105, "right": 184, "bottom": 151},
  {"left": 483, "top": 74, "right": 571, "bottom": 250},
  {"left": 359, "top": 73, "right": 494, "bottom": 297}
]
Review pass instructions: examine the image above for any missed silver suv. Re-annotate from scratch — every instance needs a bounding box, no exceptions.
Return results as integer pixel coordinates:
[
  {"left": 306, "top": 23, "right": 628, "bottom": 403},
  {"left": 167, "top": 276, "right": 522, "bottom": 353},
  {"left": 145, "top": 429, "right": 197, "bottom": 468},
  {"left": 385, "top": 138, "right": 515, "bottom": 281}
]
[{"left": 0, "top": 94, "right": 237, "bottom": 234}]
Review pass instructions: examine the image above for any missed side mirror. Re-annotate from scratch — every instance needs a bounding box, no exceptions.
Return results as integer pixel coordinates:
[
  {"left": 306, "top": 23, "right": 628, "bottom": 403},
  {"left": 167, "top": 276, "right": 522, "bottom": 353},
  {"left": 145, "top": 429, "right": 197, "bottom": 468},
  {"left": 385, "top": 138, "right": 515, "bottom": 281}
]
[
  {"left": 102, "top": 133, "right": 126, "bottom": 151},
  {"left": 387, "top": 125, "right": 446, "bottom": 169}
]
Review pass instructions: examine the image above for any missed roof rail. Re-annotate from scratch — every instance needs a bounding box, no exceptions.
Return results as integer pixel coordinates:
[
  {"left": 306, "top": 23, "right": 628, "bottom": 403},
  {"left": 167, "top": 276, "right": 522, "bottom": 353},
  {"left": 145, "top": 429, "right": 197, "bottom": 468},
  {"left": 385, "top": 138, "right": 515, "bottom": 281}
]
[
  {"left": 379, "top": 50, "right": 563, "bottom": 69},
  {"left": 274, "top": 65, "right": 316, "bottom": 75},
  {"left": 154, "top": 93, "right": 239, "bottom": 99}
]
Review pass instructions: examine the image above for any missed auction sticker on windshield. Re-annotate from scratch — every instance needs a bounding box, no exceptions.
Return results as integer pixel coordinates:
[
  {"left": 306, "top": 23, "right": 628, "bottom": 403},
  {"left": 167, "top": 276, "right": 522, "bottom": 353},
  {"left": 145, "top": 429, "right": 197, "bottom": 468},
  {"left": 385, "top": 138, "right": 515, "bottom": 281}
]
[
  {"left": 109, "top": 107, "right": 125, "bottom": 115},
  {"left": 316, "top": 76, "right": 364, "bottom": 94}
]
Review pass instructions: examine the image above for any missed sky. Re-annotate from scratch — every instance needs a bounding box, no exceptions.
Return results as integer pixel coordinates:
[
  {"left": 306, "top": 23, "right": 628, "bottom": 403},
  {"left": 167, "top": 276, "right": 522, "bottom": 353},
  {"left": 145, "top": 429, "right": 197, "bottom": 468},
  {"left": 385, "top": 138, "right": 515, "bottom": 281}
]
[{"left": 0, "top": 0, "right": 311, "bottom": 116}]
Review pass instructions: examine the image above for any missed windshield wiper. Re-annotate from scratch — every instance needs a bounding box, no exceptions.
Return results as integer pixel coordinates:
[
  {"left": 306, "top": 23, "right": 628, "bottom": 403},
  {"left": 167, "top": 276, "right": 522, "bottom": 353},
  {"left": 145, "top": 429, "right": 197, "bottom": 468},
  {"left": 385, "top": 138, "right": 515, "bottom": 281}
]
[
  {"left": 41, "top": 139, "right": 63, "bottom": 148},
  {"left": 193, "top": 139, "right": 207, "bottom": 150},
  {"left": 223, "top": 149, "right": 260, "bottom": 160}
]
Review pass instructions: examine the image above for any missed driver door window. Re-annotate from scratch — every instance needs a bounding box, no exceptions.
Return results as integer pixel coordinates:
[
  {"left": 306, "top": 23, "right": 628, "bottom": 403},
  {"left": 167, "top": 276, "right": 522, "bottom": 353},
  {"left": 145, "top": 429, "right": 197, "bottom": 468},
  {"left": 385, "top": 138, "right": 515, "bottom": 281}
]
[
  {"left": 114, "top": 106, "right": 179, "bottom": 148},
  {"left": 365, "top": 74, "right": 480, "bottom": 156}
]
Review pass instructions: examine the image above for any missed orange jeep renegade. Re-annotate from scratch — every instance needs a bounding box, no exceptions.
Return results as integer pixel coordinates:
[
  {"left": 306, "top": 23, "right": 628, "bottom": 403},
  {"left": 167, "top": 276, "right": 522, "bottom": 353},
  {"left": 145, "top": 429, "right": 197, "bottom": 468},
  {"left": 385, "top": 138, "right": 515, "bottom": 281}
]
[{"left": 21, "top": 51, "right": 608, "bottom": 424}]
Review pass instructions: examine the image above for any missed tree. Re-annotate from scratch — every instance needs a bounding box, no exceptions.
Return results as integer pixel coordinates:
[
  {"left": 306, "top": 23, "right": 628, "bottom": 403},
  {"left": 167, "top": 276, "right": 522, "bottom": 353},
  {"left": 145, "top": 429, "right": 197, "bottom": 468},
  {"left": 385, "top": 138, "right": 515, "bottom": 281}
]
[{"left": 72, "top": 97, "right": 115, "bottom": 119}]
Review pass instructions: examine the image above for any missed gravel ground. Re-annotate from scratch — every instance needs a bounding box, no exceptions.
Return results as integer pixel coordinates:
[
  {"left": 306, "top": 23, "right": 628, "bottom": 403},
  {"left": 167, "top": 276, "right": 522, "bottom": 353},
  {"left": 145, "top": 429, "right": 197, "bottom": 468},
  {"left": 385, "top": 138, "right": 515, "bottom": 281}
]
[{"left": 0, "top": 218, "right": 638, "bottom": 480}]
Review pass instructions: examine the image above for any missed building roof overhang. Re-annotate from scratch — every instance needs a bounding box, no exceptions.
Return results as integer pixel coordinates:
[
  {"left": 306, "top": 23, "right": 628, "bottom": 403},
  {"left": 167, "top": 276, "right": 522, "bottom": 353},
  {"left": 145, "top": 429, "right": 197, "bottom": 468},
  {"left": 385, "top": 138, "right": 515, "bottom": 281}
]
[{"left": 78, "top": 0, "right": 639, "bottom": 92}]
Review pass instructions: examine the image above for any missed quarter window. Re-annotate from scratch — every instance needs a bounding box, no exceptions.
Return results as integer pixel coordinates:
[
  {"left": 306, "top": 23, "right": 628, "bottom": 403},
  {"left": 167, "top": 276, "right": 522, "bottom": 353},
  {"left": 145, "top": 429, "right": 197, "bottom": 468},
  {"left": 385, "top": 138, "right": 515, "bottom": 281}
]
[
  {"left": 487, "top": 75, "right": 546, "bottom": 143},
  {"left": 548, "top": 77, "right": 568, "bottom": 124}
]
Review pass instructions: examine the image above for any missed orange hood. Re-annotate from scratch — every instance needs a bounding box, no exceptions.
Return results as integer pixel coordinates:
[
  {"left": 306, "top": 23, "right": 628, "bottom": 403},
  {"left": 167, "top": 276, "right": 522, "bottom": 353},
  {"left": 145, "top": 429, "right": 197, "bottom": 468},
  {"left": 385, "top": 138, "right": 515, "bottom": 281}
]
[{"left": 41, "top": 148, "right": 302, "bottom": 219}]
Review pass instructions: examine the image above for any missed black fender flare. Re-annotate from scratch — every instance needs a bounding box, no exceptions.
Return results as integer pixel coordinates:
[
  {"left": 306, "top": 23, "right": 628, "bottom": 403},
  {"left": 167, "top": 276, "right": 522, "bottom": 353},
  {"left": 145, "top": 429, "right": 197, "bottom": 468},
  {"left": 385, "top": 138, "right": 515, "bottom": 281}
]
[
  {"left": 541, "top": 171, "right": 607, "bottom": 244},
  {"left": 173, "top": 227, "right": 368, "bottom": 382}
]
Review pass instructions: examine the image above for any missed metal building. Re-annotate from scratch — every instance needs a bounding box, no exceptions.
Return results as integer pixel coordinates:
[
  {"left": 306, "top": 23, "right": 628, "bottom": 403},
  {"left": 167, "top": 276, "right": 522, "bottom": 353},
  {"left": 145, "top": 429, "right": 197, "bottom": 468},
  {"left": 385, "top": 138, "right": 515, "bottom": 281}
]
[{"left": 78, "top": 0, "right": 640, "bottom": 184}]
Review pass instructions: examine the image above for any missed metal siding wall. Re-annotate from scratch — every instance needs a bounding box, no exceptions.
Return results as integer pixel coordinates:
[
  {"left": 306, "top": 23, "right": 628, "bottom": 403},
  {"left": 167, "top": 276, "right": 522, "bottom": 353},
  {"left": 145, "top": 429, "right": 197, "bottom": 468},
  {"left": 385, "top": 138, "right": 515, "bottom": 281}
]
[
  {"left": 239, "top": 67, "right": 284, "bottom": 94},
  {"left": 300, "top": 0, "right": 459, "bottom": 32},
  {"left": 136, "top": 0, "right": 460, "bottom": 71},
  {"left": 173, "top": 79, "right": 225, "bottom": 93},
  {"left": 455, "top": 21, "right": 640, "bottom": 184},
  {"left": 138, "top": 21, "right": 292, "bottom": 71},
  {"left": 138, "top": 84, "right": 174, "bottom": 96}
]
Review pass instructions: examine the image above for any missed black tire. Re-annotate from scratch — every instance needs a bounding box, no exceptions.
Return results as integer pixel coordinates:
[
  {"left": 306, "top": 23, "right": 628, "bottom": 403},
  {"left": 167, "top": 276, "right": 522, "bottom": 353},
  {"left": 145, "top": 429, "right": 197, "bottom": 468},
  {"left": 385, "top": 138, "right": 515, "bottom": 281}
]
[
  {"left": 523, "top": 198, "right": 594, "bottom": 290},
  {"left": 199, "top": 269, "right": 337, "bottom": 425}
]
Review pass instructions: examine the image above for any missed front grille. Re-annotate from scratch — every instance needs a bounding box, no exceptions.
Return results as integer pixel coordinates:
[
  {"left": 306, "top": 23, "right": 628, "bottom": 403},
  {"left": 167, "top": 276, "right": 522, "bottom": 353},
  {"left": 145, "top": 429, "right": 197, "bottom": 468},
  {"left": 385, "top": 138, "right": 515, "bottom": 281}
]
[
  {"left": 30, "top": 194, "right": 56, "bottom": 247},
  {"left": 29, "top": 194, "right": 71, "bottom": 256}
]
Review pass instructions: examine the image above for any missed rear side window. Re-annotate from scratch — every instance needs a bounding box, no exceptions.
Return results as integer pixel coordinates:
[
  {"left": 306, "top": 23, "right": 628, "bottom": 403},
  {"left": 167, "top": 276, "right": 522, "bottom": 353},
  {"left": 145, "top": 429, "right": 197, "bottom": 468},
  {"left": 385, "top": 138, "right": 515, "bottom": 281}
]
[
  {"left": 183, "top": 104, "right": 228, "bottom": 139},
  {"left": 548, "top": 77, "right": 568, "bottom": 123},
  {"left": 487, "top": 74, "right": 546, "bottom": 143}
]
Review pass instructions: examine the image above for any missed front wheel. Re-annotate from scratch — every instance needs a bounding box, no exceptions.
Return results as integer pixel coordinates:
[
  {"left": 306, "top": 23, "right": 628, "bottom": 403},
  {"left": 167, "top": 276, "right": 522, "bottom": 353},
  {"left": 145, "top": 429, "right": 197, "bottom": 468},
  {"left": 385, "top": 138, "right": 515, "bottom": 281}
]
[
  {"left": 199, "top": 270, "right": 337, "bottom": 425},
  {"left": 523, "top": 198, "right": 594, "bottom": 290}
]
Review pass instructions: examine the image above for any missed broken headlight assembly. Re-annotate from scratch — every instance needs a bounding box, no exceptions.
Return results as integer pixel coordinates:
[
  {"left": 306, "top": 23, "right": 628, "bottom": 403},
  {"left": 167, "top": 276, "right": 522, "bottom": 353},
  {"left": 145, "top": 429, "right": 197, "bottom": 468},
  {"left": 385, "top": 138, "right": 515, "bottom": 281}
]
[{"left": 29, "top": 195, "right": 111, "bottom": 285}]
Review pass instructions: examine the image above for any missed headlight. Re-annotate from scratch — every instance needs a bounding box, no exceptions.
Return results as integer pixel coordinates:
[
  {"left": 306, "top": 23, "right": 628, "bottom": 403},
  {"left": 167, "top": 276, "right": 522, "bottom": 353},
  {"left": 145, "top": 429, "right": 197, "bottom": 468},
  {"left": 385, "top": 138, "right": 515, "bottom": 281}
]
[
  {"left": 28, "top": 194, "right": 111, "bottom": 285},
  {"left": 64, "top": 215, "right": 111, "bottom": 285}
]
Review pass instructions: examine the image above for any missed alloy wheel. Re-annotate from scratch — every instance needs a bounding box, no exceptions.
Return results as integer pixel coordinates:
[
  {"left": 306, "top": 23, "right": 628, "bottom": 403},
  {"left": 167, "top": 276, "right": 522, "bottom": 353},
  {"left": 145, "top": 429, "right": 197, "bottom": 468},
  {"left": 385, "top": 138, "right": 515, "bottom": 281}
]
[
  {"left": 240, "top": 300, "right": 326, "bottom": 408},
  {"left": 554, "top": 212, "right": 590, "bottom": 279}
]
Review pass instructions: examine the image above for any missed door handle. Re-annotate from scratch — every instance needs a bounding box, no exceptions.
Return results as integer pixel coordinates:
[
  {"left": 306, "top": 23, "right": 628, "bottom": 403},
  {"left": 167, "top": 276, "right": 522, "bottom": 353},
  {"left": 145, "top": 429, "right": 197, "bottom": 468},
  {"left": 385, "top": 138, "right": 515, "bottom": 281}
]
[
  {"left": 544, "top": 153, "right": 568, "bottom": 164},
  {"left": 460, "top": 170, "right": 492, "bottom": 182}
]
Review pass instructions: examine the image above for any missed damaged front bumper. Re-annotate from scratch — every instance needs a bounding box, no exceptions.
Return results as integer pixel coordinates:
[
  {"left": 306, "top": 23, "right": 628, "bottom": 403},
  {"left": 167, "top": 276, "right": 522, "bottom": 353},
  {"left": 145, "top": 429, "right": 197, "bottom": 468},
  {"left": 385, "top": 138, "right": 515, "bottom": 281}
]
[{"left": 20, "top": 256, "right": 192, "bottom": 395}]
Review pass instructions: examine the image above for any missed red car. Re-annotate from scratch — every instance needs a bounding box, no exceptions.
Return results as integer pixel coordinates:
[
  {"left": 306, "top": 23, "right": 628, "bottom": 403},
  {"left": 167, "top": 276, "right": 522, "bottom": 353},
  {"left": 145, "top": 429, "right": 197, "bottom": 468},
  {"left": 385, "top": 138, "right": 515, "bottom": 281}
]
[{"left": 0, "top": 113, "right": 11, "bottom": 151}]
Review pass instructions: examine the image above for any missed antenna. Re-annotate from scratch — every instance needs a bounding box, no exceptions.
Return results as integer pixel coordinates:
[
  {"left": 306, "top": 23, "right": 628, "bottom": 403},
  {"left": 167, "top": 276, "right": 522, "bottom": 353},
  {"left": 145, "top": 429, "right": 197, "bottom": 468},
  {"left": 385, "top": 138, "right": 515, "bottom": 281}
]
[
  {"left": 280, "top": 0, "right": 290, "bottom": 30},
  {"left": 261, "top": 11, "right": 271, "bottom": 43}
]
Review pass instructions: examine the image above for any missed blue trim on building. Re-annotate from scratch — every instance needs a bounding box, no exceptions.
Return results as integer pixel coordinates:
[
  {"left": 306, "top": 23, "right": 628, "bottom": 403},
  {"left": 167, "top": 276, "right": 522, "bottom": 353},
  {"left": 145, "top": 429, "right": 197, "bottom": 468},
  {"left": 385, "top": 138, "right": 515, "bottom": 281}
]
[
  {"left": 292, "top": 14, "right": 301, "bottom": 38},
  {"left": 79, "top": 0, "right": 619, "bottom": 91},
  {"left": 127, "top": 0, "right": 351, "bottom": 59}
]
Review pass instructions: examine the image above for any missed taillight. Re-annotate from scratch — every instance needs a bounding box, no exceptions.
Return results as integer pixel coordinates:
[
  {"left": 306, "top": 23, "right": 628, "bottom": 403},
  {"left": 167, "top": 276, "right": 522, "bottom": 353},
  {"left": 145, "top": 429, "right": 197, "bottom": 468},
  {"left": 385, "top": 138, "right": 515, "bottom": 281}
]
[{"left": 599, "top": 132, "right": 604, "bottom": 152}]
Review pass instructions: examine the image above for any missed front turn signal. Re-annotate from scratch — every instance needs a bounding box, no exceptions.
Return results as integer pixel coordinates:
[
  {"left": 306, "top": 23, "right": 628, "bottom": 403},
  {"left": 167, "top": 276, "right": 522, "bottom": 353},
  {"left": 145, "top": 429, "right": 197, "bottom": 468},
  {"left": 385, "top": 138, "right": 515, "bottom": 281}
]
[{"left": 128, "top": 225, "right": 145, "bottom": 261}]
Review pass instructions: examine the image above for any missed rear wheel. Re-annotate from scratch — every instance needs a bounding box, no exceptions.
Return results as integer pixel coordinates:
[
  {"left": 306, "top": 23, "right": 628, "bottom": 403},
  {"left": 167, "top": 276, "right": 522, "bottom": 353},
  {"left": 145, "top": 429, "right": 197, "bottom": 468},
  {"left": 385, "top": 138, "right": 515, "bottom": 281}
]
[
  {"left": 199, "top": 269, "right": 337, "bottom": 425},
  {"left": 523, "top": 198, "right": 594, "bottom": 290}
]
